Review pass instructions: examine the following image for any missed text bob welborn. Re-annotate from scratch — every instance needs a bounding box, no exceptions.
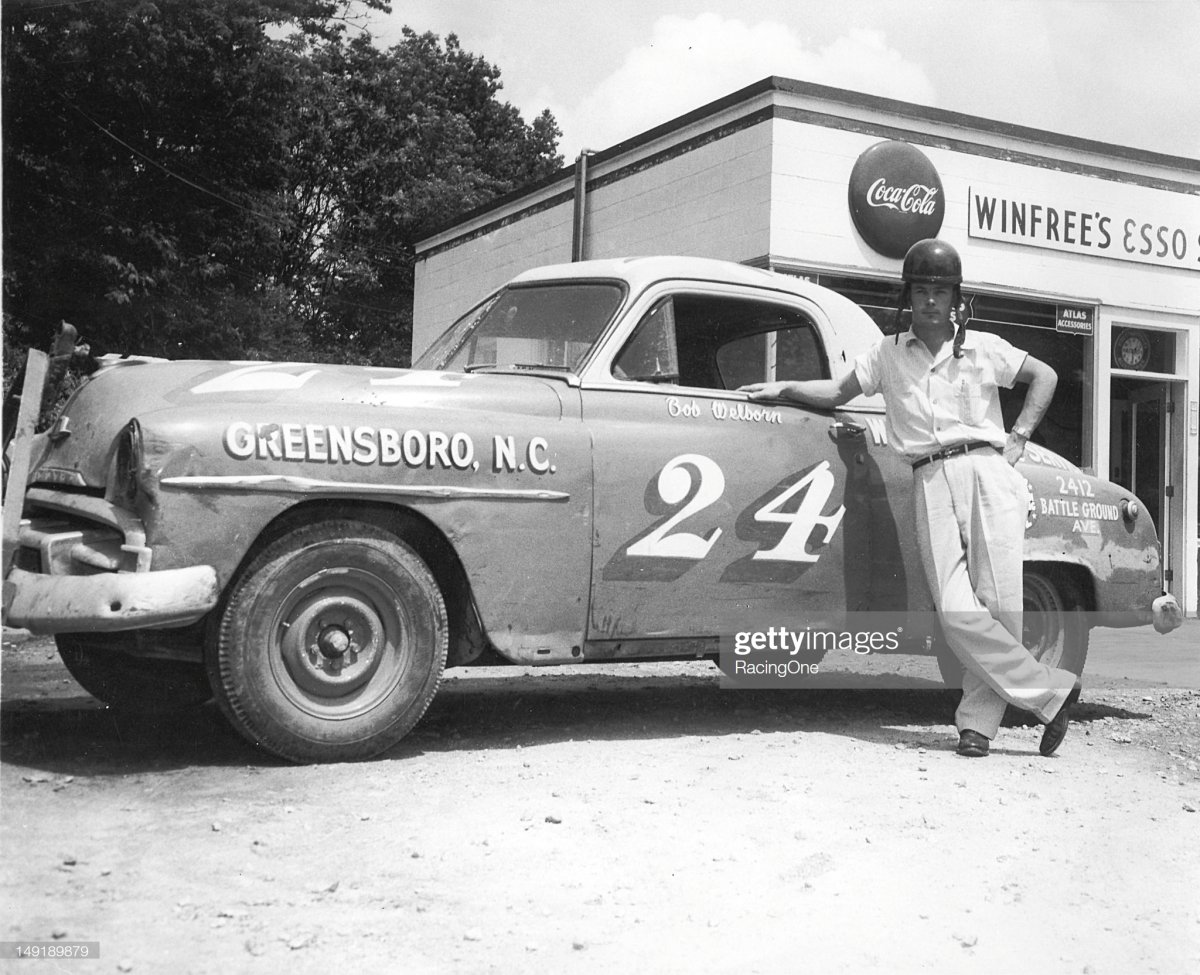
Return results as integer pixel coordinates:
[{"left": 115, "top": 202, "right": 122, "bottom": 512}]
[{"left": 719, "top": 625, "right": 902, "bottom": 688}]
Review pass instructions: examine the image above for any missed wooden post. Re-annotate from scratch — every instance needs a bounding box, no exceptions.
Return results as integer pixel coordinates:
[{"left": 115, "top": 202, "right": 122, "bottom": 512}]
[{"left": 3, "top": 350, "right": 49, "bottom": 591}]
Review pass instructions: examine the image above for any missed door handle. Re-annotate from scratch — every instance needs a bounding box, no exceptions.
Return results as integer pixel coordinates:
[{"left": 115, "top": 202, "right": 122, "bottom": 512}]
[{"left": 829, "top": 420, "right": 866, "bottom": 440}]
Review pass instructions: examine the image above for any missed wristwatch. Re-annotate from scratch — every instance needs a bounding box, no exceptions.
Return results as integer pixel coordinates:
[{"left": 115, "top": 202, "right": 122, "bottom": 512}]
[{"left": 1011, "top": 424, "right": 1033, "bottom": 440}]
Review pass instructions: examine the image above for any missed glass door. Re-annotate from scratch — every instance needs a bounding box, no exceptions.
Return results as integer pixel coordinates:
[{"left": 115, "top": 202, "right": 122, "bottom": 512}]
[{"left": 1109, "top": 377, "right": 1175, "bottom": 589}]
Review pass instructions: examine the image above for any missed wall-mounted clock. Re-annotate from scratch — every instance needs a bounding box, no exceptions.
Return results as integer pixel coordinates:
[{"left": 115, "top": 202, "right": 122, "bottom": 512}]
[{"left": 1113, "top": 328, "right": 1150, "bottom": 370}]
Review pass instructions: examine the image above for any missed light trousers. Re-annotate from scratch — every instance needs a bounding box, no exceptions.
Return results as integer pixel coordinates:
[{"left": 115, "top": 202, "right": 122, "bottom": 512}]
[{"left": 914, "top": 449, "right": 1076, "bottom": 739}]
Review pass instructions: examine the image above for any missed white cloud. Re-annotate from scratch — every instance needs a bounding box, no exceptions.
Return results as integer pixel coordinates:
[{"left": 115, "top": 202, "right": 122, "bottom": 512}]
[
  {"left": 547, "top": 14, "right": 936, "bottom": 155},
  {"left": 815, "top": 29, "right": 936, "bottom": 104}
]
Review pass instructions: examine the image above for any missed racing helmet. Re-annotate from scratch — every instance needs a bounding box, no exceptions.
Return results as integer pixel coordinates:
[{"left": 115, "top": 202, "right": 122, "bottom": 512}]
[
  {"left": 902, "top": 238, "right": 962, "bottom": 285},
  {"left": 894, "top": 238, "right": 968, "bottom": 356}
]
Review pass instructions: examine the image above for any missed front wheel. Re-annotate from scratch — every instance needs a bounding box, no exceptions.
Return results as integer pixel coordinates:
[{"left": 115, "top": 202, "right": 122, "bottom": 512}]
[{"left": 207, "top": 520, "right": 448, "bottom": 763}]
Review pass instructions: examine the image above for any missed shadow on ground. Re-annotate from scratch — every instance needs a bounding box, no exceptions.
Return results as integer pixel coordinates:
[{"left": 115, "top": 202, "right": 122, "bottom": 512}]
[{"left": 1, "top": 667, "right": 1152, "bottom": 774}]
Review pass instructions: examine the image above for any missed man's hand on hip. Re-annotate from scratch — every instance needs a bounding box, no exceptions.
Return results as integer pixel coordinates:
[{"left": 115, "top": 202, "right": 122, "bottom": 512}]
[{"left": 1003, "top": 432, "right": 1028, "bottom": 466}]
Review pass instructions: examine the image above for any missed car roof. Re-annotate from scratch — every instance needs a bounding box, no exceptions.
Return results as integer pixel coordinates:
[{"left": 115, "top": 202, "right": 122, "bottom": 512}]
[{"left": 510, "top": 255, "right": 888, "bottom": 377}]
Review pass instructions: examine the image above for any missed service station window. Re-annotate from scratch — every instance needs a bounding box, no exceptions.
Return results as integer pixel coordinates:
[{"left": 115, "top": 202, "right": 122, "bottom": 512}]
[{"left": 964, "top": 294, "right": 1087, "bottom": 469}]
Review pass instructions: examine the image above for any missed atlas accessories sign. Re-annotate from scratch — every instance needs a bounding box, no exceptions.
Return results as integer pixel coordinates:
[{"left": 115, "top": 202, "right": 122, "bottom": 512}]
[
  {"left": 847, "top": 141, "right": 946, "bottom": 258},
  {"left": 1056, "top": 304, "right": 1095, "bottom": 336}
]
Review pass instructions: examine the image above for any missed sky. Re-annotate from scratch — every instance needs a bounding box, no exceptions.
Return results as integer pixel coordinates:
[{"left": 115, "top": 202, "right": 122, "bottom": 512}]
[{"left": 356, "top": 0, "right": 1200, "bottom": 163}]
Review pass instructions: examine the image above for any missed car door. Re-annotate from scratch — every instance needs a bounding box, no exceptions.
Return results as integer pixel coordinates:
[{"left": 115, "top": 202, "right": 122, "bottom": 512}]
[
  {"left": 582, "top": 284, "right": 871, "bottom": 654},
  {"left": 829, "top": 401, "right": 939, "bottom": 643}
]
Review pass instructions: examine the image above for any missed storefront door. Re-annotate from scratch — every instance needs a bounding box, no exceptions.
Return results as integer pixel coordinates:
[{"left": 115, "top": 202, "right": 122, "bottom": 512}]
[{"left": 1110, "top": 377, "right": 1179, "bottom": 591}]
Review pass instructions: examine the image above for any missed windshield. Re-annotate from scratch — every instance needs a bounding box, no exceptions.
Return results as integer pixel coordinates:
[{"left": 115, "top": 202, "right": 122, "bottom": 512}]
[{"left": 414, "top": 281, "right": 626, "bottom": 373}]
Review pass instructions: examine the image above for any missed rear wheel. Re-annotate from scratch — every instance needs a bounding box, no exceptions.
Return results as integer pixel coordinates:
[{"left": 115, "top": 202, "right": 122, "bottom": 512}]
[
  {"left": 934, "top": 647, "right": 963, "bottom": 689},
  {"left": 1022, "top": 569, "right": 1089, "bottom": 677},
  {"left": 56, "top": 632, "right": 213, "bottom": 711},
  {"left": 933, "top": 569, "right": 1090, "bottom": 687},
  {"left": 207, "top": 520, "right": 448, "bottom": 763}
]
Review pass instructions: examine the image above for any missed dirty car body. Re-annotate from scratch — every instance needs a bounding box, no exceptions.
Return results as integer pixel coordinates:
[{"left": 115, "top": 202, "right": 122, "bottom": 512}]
[{"left": 3, "top": 257, "right": 1175, "bottom": 762}]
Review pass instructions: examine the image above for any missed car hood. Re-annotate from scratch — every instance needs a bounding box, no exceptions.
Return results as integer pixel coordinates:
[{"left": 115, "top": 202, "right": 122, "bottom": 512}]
[{"left": 31, "top": 360, "right": 573, "bottom": 490}]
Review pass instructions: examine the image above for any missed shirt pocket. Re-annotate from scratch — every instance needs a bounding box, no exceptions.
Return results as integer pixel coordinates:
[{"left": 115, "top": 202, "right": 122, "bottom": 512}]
[{"left": 955, "top": 363, "right": 989, "bottom": 425}]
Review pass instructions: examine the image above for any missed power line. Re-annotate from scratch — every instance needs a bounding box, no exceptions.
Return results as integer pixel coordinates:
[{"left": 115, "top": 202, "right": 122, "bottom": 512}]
[
  {"left": 58, "top": 94, "right": 441, "bottom": 264},
  {"left": 45, "top": 91, "right": 441, "bottom": 272},
  {"left": 14, "top": 183, "right": 416, "bottom": 322},
  {"left": 60, "top": 98, "right": 284, "bottom": 223},
  {"left": 3, "top": 1, "right": 103, "bottom": 11}
]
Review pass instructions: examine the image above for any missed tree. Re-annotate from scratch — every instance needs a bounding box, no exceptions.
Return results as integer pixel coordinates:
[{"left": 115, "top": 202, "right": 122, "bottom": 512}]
[
  {"left": 278, "top": 28, "right": 562, "bottom": 364},
  {"left": 4, "top": 0, "right": 325, "bottom": 361},
  {"left": 2, "top": 0, "right": 562, "bottom": 387}
]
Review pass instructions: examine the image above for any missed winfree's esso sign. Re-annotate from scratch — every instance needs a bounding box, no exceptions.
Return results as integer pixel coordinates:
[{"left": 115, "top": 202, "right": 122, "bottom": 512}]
[{"left": 848, "top": 141, "right": 945, "bottom": 258}]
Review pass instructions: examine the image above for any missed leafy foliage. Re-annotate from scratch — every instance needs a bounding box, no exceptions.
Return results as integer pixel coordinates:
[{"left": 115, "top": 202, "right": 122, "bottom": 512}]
[
  {"left": 280, "top": 28, "right": 562, "bottom": 364},
  {"left": 2, "top": 0, "right": 562, "bottom": 391}
]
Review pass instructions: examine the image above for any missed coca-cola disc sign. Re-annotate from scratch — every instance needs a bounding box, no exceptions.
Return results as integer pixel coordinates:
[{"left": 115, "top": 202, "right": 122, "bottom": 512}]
[{"left": 848, "top": 141, "right": 945, "bottom": 258}]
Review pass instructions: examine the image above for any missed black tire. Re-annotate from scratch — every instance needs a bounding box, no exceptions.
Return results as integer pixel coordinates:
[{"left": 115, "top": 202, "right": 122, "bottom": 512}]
[
  {"left": 207, "top": 520, "right": 448, "bottom": 763},
  {"left": 934, "top": 648, "right": 964, "bottom": 689},
  {"left": 1022, "top": 569, "right": 1089, "bottom": 677},
  {"left": 932, "top": 569, "right": 1090, "bottom": 687},
  {"left": 56, "top": 632, "right": 213, "bottom": 711}
]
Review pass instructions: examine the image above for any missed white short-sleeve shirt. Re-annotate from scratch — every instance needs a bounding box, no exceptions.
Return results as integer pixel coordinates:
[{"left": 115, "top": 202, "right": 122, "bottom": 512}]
[{"left": 853, "top": 329, "right": 1026, "bottom": 463}]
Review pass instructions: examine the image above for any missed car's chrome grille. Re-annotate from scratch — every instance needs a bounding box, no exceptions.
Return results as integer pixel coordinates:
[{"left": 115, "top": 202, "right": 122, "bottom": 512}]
[
  {"left": 18, "top": 518, "right": 129, "bottom": 575},
  {"left": 17, "top": 488, "right": 152, "bottom": 574}
]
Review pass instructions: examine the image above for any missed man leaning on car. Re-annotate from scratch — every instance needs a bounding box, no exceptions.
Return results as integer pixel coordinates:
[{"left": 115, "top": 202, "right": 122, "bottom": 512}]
[{"left": 741, "top": 238, "right": 1080, "bottom": 759}]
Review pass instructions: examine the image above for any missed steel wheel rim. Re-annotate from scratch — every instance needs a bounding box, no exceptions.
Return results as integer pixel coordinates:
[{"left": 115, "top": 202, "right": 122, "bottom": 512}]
[
  {"left": 1023, "top": 574, "right": 1065, "bottom": 668},
  {"left": 270, "top": 566, "right": 411, "bottom": 720}
]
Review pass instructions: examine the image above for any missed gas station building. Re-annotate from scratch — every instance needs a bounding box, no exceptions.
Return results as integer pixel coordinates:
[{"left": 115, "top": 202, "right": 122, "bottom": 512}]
[{"left": 413, "top": 77, "right": 1200, "bottom": 615}]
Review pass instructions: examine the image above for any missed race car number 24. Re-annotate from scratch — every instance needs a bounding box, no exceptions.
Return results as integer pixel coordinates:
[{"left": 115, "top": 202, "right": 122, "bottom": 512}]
[{"left": 627, "top": 454, "right": 845, "bottom": 563}]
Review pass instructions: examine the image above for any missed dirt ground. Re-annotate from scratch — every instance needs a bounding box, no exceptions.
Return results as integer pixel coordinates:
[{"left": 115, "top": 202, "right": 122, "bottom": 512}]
[{"left": 2, "top": 625, "right": 1199, "bottom": 975}]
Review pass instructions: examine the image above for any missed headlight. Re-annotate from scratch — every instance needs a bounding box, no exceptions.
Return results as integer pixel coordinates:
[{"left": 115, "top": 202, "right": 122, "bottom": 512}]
[
  {"left": 111, "top": 418, "right": 144, "bottom": 507},
  {"left": 1120, "top": 498, "right": 1140, "bottom": 524}
]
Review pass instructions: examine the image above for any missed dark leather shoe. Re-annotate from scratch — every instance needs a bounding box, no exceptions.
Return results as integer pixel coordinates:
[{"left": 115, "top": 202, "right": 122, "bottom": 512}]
[
  {"left": 957, "top": 729, "right": 990, "bottom": 757},
  {"left": 1039, "top": 684, "right": 1082, "bottom": 757}
]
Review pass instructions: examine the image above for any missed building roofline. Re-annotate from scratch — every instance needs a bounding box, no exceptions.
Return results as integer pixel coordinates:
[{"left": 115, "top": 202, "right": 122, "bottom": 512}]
[
  {"left": 418, "top": 75, "right": 1200, "bottom": 249},
  {"left": 761, "top": 76, "right": 1200, "bottom": 170}
]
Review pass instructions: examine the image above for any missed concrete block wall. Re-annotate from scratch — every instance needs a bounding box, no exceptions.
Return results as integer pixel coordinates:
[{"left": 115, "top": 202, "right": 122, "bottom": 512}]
[
  {"left": 412, "top": 199, "right": 576, "bottom": 360},
  {"left": 412, "top": 120, "right": 775, "bottom": 359},
  {"left": 583, "top": 124, "right": 773, "bottom": 263}
]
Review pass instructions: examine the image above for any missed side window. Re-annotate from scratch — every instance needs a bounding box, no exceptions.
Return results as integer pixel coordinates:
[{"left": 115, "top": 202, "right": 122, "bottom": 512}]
[
  {"left": 715, "top": 324, "right": 827, "bottom": 389},
  {"left": 612, "top": 298, "right": 680, "bottom": 383},
  {"left": 612, "top": 293, "right": 828, "bottom": 390}
]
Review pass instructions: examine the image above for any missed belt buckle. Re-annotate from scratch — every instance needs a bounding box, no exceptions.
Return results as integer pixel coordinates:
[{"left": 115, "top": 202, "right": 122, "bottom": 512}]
[{"left": 914, "top": 441, "right": 973, "bottom": 471}]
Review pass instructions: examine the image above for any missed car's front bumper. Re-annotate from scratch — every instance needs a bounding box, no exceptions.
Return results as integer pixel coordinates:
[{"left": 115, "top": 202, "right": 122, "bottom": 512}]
[{"left": 3, "top": 565, "right": 219, "bottom": 634}]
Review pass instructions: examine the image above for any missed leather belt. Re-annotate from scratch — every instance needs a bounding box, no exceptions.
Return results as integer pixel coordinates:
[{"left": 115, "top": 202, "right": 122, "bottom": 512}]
[{"left": 911, "top": 440, "right": 997, "bottom": 471}]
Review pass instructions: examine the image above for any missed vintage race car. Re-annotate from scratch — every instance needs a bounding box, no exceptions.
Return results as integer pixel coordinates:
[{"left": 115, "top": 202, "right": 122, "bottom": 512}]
[{"left": 2, "top": 257, "right": 1180, "bottom": 762}]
